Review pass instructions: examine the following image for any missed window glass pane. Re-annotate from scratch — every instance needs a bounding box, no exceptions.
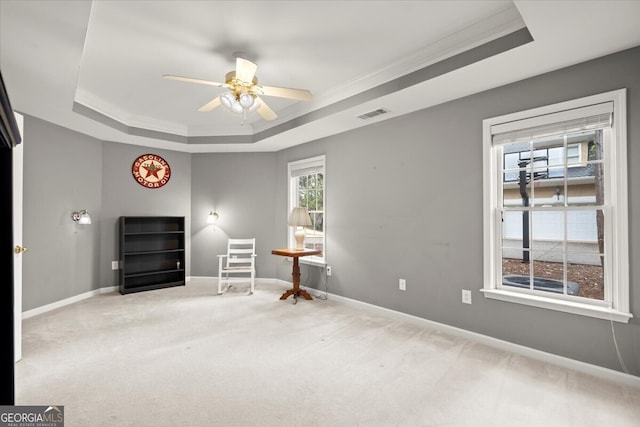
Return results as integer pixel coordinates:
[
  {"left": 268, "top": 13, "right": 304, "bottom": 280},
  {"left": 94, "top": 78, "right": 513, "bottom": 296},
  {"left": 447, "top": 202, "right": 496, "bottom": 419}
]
[
  {"left": 502, "top": 211, "right": 527, "bottom": 287},
  {"left": 503, "top": 152, "right": 520, "bottom": 182},
  {"left": 512, "top": 168, "right": 533, "bottom": 207},
  {"left": 567, "top": 259, "right": 604, "bottom": 300},
  {"left": 566, "top": 210, "right": 597, "bottom": 241},
  {"left": 532, "top": 136, "right": 562, "bottom": 167},
  {"left": 529, "top": 173, "right": 553, "bottom": 206},
  {"left": 530, "top": 163, "right": 548, "bottom": 178},
  {"left": 566, "top": 208, "right": 605, "bottom": 300},
  {"left": 502, "top": 210, "right": 523, "bottom": 242},
  {"left": 503, "top": 143, "right": 528, "bottom": 182},
  {"left": 307, "top": 187, "right": 317, "bottom": 211},
  {"left": 588, "top": 131, "right": 604, "bottom": 162},
  {"left": 530, "top": 210, "right": 563, "bottom": 245},
  {"left": 502, "top": 183, "right": 521, "bottom": 208},
  {"left": 316, "top": 174, "right": 324, "bottom": 207},
  {"left": 297, "top": 176, "right": 306, "bottom": 207},
  {"left": 502, "top": 251, "right": 531, "bottom": 290},
  {"left": 566, "top": 163, "right": 602, "bottom": 207},
  {"left": 529, "top": 254, "right": 568, "bottom": 295}
]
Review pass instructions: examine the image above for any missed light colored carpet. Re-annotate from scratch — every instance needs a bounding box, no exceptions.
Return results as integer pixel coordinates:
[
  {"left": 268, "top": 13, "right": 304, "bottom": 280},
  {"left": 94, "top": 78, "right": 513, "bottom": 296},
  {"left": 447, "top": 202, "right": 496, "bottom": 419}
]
[{"left": 15, "top": 281, "right": 640, "bottom": 427}]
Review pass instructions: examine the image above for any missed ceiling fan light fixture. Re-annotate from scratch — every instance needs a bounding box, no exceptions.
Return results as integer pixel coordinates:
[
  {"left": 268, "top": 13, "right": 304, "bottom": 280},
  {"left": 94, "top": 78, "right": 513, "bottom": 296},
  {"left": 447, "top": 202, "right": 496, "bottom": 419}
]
[
  {"left": 164, "top": 56, "right": 311, "bottom": 124},
  {"left": 239, "top": 92, "right": 255, "bottom": 109},
  {"left": 220, "top": 92, "right": 235, "bottom": 109},
  {"left": 230, "top": 101, "right": 244, "bottom": 114}
]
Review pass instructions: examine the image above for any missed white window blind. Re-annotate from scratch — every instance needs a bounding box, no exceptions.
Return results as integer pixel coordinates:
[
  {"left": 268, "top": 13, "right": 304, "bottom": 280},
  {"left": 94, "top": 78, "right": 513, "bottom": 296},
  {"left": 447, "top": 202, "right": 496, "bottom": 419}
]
[
  {"left": 491, "top": 102, "right": 613, "bottom": 145},
  {"left": 290, "top": 164, "right": 323, "bottom": 177}
]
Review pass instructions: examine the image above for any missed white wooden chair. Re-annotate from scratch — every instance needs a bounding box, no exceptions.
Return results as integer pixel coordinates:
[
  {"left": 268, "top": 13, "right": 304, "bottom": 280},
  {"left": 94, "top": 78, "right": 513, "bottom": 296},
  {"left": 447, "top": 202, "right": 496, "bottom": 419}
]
[{"left": 217, "top": 238, "right": 257, "bottom": 295}]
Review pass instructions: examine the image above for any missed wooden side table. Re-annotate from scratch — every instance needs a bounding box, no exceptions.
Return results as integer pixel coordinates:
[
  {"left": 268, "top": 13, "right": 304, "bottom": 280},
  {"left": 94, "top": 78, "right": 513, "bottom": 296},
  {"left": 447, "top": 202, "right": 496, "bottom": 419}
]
[{"left": 271, "top": 248, "right": 321, "bottom": 301}]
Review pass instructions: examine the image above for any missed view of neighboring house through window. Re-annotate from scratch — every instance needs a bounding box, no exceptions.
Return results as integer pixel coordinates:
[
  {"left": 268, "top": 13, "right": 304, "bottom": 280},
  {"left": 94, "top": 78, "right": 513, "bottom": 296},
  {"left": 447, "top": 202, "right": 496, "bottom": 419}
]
[
  {"left": 501, "top": 132, "right": 604, "bottom": 299},
  {"left": 483, "top": 89, "right": 631, "bottom": 322},
  {"left": 288, "top": 155, "right": 325, "bottom": 264}
]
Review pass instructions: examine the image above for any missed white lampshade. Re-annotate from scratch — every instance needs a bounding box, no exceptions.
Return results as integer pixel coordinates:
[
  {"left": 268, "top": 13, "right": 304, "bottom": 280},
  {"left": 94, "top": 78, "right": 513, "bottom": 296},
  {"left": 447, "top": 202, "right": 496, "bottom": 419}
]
[
  {"left": 230, "top": 101, "right": 243, "bottom": 114},
  {"left": 288, "top": 207, "right": 312, "bottom": 227},
  {"left": 238, "top": 92, "right": 255, "bottom": 109},
  {"left": 220, "top": 92, "right": 235, "bottom": 109},
  {"left": 220, "top": 91, "right": 258, "bottom": 121}
]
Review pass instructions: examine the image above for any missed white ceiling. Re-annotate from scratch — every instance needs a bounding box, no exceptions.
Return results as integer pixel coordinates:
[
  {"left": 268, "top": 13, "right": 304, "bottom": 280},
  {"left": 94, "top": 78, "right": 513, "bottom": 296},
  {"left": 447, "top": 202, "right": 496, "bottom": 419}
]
[{"left": 1, "top": 1, "right": 639, "bottom": 153}]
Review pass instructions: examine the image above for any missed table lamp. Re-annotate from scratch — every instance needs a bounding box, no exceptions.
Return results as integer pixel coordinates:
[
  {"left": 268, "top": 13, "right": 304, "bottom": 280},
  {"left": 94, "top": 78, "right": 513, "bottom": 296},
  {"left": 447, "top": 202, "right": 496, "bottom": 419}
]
[{"left": 288, "top": 207, "right": 312, "bottom": 250}]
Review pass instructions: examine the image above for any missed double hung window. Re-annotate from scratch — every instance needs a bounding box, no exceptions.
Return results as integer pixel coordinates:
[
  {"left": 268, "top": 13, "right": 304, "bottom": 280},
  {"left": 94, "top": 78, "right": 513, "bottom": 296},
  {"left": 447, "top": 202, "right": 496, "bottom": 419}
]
[
  {"left": 482, "top": 89, "right": 631, "bottom": 322},
  {"left": 288, "top": 155, "right": 325, "bottom": 264}
]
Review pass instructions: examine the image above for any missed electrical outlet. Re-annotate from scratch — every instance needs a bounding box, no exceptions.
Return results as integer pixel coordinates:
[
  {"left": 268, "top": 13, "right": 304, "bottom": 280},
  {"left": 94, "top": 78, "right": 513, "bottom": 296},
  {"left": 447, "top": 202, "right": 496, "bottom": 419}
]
[
  {"left": 326, "top": 265, "right": 332, "bottom": 276},
  {"left": 111, "top": 261, "right": 119, "bottom": 270},
  {"left": 462, "top": 289, "right": 472, "bottom": 304},
  {"left": 399, "top": 278, "right": 406, "bottom": 291}
]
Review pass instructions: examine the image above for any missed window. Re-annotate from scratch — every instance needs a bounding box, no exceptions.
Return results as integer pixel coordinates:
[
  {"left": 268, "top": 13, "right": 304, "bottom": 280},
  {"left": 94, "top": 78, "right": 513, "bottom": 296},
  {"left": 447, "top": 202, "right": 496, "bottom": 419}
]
[
  {"left": 483, "top": 89, "right": 631, "bottom": 322},
  {"left": 288, "top": 155, "right": 325, "bottom": 264}
]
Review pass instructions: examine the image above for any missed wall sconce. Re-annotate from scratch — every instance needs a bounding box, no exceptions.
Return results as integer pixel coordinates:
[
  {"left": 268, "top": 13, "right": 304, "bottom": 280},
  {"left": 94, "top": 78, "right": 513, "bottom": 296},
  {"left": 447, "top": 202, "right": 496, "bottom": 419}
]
[
  {"left": 288, "top": 207, "right": 312, "bottom": 249},
  {"left": 71, "top": 209, "right": 92, "bottom": 225},
  {"left": 207, "top": 211, "right": 219, "bottom": 224}
]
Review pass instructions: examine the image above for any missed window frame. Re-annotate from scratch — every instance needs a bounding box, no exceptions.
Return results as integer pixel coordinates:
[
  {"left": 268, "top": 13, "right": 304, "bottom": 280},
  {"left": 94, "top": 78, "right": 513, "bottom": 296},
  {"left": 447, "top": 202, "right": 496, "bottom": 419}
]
[
  {"left": 482, "top": 89, "right": 631, "bottom": 323},
  {"left": 288, "top": 155, "right": 326, "bottom": 265}
]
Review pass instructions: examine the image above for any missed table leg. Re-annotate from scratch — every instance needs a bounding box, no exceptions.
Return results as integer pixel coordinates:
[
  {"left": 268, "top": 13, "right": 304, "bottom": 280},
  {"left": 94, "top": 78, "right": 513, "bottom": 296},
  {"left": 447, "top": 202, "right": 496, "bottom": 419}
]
[{"left": 280, "top": 256, "right": 313, "bottom": 300}]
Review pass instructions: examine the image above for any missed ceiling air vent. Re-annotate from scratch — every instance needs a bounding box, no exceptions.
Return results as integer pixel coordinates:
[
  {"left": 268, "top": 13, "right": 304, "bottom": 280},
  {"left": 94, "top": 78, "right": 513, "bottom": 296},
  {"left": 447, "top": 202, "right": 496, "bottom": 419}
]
[{"left": 357, "top": 108, "right": 390, "bottom": 120}]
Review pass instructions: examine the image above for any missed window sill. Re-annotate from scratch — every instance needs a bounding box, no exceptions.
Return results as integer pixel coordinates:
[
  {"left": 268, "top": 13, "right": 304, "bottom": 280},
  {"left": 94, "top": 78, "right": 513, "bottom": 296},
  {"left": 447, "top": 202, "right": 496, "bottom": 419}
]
[{"left": 480, "top": 289, "right": 633, "bottom": 323}]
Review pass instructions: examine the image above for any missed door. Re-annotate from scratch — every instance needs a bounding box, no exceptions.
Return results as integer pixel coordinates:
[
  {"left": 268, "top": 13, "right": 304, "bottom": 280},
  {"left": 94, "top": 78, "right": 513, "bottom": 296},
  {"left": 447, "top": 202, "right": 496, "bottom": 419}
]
[{"left": 13, "top": 112, "right": 24, "bottom": 363}]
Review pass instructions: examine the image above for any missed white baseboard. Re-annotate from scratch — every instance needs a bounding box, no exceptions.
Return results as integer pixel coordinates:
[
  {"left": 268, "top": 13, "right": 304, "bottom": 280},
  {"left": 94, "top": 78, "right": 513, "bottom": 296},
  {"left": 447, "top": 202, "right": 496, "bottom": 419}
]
[
  {"left": 301, "top": 286, "right": 640, "bottom": 389},
  {"left": 22, "top": 286, "right": 118, "bottom": 320}
]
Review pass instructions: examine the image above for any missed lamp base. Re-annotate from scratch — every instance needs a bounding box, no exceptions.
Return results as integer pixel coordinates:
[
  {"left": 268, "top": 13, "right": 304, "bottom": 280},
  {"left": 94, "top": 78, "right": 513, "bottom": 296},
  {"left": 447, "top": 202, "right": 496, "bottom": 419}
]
[{"left": 294, "top": 228, "right": 305, "bottom": 250}]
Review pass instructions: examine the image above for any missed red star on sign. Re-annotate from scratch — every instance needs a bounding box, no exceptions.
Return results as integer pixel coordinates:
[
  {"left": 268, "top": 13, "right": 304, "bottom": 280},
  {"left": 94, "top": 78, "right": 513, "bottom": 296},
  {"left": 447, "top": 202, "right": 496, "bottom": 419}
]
[{"left": 141, "top": 162, "right": 163, "bottom": 179}]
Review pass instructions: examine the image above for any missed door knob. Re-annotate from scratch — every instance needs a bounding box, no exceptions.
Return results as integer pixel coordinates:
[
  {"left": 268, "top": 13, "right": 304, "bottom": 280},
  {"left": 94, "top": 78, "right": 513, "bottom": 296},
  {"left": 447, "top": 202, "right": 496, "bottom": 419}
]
[{"left": 14, "top": 245, "right": 28, "bottom": 254}]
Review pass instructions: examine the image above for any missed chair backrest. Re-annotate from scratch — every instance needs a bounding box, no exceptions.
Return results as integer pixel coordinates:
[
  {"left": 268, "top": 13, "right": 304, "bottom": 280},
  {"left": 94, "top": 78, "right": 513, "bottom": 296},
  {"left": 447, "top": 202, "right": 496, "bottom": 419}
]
[{"left": 225, "top": 238, "right": 256, "bottom": 269}]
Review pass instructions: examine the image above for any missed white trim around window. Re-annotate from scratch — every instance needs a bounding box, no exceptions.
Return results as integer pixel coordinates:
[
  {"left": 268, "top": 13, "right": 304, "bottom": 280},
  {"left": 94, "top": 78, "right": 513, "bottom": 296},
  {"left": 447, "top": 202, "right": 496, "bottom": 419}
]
[{"left": 482, "top": 89, "right": 631, "bottom": 323}]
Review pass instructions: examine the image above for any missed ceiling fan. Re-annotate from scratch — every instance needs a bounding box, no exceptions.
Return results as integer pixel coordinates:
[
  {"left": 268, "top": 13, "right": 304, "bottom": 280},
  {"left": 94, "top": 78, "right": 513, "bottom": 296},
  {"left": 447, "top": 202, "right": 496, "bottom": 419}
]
[{"left": 163, "top": 56, "right": 312, "bottom": 124}]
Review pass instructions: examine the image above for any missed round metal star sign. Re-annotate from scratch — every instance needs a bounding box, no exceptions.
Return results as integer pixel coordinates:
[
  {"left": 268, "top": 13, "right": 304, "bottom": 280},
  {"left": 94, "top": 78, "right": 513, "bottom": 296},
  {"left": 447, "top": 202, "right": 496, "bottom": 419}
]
[{"left": 131, "top": 154, "right": 171, "bottom": 188}]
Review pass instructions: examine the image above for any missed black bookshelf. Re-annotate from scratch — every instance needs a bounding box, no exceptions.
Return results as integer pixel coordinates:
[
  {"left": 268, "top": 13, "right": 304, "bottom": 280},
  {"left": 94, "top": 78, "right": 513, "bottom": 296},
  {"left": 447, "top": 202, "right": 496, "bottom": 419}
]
[{"left": 119, "top": 216, "right": 185, "bottom": 294}]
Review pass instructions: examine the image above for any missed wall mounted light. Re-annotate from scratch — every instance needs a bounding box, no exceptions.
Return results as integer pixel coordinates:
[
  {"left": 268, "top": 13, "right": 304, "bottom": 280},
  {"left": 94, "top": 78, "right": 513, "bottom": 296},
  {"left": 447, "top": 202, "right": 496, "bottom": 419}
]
[
  {"left": 71, "top": 209, "right": 92, "bottom": 225},
  {"left": 207, "top": 211, "right": 219, "bottom": 224}
]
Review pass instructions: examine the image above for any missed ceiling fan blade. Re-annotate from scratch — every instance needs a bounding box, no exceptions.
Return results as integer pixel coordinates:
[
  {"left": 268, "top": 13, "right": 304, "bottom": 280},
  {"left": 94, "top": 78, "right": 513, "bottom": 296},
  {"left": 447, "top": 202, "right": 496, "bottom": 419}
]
[
  {"left": 256, "top": 97, "right": 277, "bottom": 121},
  {"left": 259, "top": 85, "right": 313, "bottom": 101},
  {"left": 163, "top": 75, "right": 225, "bottom": 88},
  {"left": 235, "top": 58, "right": 258, "bottom": 83},
  {"left": 197, "top": 97, "right": 221, "bottom": 112}
]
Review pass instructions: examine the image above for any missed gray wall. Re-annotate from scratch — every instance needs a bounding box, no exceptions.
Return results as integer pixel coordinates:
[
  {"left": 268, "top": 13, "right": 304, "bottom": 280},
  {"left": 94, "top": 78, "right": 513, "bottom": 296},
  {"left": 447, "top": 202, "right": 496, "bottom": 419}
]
[
  {"left": 22, "top": 118, "right": 191, "bottom": 309},
  {"left": 20, "top": 46, "right": 639, "bottom": 375},
  {"left": 99, "top": 143, "right": 191, "bottom": 287},
  {"left": 22, "top": 117, "right": 102, "bottom": 310},
  {"left": 190, "top": 153, "right": 277, "bottom": 278},
  {"left": 273, "top": 46, "right": 640, "bottom": 375}
]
